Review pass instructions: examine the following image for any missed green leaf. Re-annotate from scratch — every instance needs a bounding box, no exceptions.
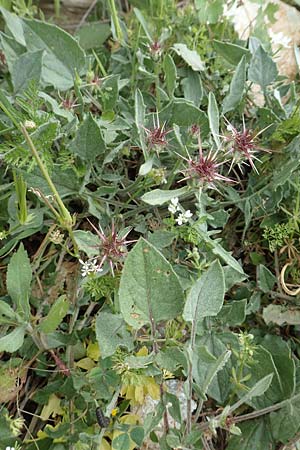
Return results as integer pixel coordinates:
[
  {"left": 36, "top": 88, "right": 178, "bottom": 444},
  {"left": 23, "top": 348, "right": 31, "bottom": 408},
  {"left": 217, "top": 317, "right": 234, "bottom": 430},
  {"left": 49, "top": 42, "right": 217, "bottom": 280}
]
[
  {"left": 163, "top": 54, "right": 177, "bottom": 97},
  {"left": 0, "top": 32, "right": 25, "bottom": 73},
  {"left": 38, "top": 295, "right": 70, "bottom": 334},
  {"left": 70, "top": 113, "right": 106, "bottom": 163},
  {"left": 133, "top": 8, "right": 153, "bottom": 41},
  {"left": 215, "top": 299, "right": 247, "bottom": 326},
  {"left": 22, "top": 17, "right": 85, "bottom": 90},
  {"left": 195, "top": 0, "right": 224, "bottom": 24},
  {"left": 213, "top": 40, "right": 251, "bottom": 66},
  {"left": 6, "top": 243, "right": 32, "bottom": 321},
  {"left": 244, "top": 345, "right": 294, "bottom": 408},
  {"left": 0, "top": 300, "right": 17, "bottom": 323},
  {"left": 195, "top": 349, "right": 232, "bottom": 396},
  {"left": 11, "top": 50, "right": 43, "bottom": 93},
  {"left": 160, "top": 99, "right": 209, "bottom": 129},
  {"left": 95, "top": 312, "right": 134, "bottom": 358},
  {"left": 248, "top": 45, "right": 278, "bottom": 89},
  {"left": 173, "top": 43, "right": 205, "bottom": 71},
  {"left": 0, "top": 7, "right": 26, "bottom": 45},
  {"left": 0, "top": 325, "right": 26, "bottom": 353},
  {"left": 270, "top": 394, "right": 300, "bottom": 443},
  {"left": 100, "top": 75, "right": 119, "bottom": 111},
  {"left": 227, "top": 419, "right": 275, "bottom": 450},
  {"left": 263, "top": 304, "right": 300, "bottom": 325},
  {"left": 73, "top": 230, "right": 100, "bottom": 258},
  {"left": 182, "top": 69, "right": 203, "bottom": 107},
  {"left": 258, "top": 264, "right": 276, "bottom": 293},
  {"left": 135, "top": 88, "right": 146, "bottom": 154},
  {"left": 222, "top": 56, "right": 247, "bottom": 114},
  {"left": 229, "top": 374, "right": 274, "bottom": 413},
  {"left": 208, "top": 92, "right": 220, "bottom": 147},
  {"left": 183, "top": 260, "right": 225, "bottom": 322},
  {"left": 75, "top": 22, "right": 110, "bottom": 50},
  {"left": 112, "top": 433, "right": 131, "bottom": 450},
  {"left": 130, "top": 427, "right": 145, "bottom": 446},
  {"left": 119, "top": 238, "right": 184, "bottom": 329},
  {"left": 141, "top": 186, "right": 189, "bottom": 205}
]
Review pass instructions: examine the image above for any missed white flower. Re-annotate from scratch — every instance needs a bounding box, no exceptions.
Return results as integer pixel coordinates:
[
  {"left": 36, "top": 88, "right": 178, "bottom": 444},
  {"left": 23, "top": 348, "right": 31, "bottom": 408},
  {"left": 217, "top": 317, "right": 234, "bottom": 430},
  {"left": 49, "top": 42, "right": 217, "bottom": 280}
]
[
  {"left": 168, "top": 197, "right": 180, "bottom": 214},
  {"left": 6, "top": 447, "right": 15, "bottom": 450},
  {"left": 79, "top": 258, "right": 103, "bottom": 277},
  {"left": 269, "top": 30, "right": 291, "bottom": 49},
  {"left": 175, "top": 210, "right": 193, "bottom": 225}
]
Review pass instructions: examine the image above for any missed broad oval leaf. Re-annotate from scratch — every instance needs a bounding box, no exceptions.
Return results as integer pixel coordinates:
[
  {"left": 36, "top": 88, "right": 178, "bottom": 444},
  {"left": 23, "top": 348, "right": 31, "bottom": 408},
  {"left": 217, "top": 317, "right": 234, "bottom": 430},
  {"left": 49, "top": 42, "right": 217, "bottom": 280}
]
[
  {"left": 183, "top": 260, "right": 225, "bottom": 322},
  {"left": 248, "top": 45, "right": 278, "bottom": 89},
  {"left": 222, "top": 55, "right": 247, "bottom": 114},
  {"left": 119, "top": 238, "right": 184, "bottom": 328}
]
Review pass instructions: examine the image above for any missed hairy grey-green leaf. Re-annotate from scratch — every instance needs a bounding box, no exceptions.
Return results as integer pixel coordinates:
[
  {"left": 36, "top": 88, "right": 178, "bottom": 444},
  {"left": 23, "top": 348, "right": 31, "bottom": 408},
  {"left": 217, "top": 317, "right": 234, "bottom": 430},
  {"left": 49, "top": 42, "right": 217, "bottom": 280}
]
[
  {"left": 0, "top": 325, "right": 26, "bottom": 353},
  {"left": 12, "top": 50, "right": 43, "bottom": 93},
  {"left": 213, "top": 40, "right": 251, "bottom": 66},
  {"left": 223, "top": 55, "right": 247, "bottom": 114},
  {"left": 23, "top": 18, "right": 85, "bottom": 90},
  {"left": 230, "top": 374, "right": 273, "bottom": 413},
  {"left": 248, "top": 45, "right": 278, "bottom": 89},
  {"left": 163, "top": 54, "right": 177, "bottom": 97},
  {"left": 173, "top": 43, "right": 205, "bottom": 71},
  {"left": 73, "top": 230, "right": 101, "bottom": 258},
  {"left": 70, "top": 113, "right": 106, "bottom": 163},
  {"left": 208, "top": 92, "right": 220, "bottom": 147},
  {"left": 263, "top": 304, "right": 300, "bottom": 325},
  {"left": 96, "top": 311, "right": 134, "bottom": 358},
  {"left": 119, "top": 238, "right": 184, "bottom": 328},
  {"left": 38, "top": 295, "right": 70, "bottom": 334},
  {"left": 183, "top": 260, "right": 225, "bottom": 322},
  {"left": 6, "top": 243, "right": 32, "bottom": 321},
  {"left": 182, "top": 69, "right": 203, "bottom": 107},
  {"left": 141, "top": 186, "right": 189, "bottom": 205}
]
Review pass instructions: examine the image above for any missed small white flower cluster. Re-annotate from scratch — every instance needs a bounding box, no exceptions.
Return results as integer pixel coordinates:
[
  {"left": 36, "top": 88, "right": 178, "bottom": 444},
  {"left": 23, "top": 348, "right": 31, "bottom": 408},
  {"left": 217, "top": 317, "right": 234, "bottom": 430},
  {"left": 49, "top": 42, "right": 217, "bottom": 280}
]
[
  {"left": 79, "top": 258, "right": 103, "bottom": 277},
  {"left": 6, "top": 447, "right": 16, "bottom": 450},
  {"left": 168, "top": 198, "right": 193, "bottom": 226}
]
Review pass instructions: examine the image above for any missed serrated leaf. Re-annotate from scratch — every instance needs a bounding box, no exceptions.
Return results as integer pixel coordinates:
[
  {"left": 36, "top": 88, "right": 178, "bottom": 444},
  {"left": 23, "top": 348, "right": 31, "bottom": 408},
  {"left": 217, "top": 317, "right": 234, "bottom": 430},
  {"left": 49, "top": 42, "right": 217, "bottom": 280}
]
[
  {"left": 0, "top": 325, "right": 26, "bottom": 353},
  {"left": 223, "top": 55, "right": 247, "bottom": 114},
  {"left": 119, "top": 238, "right": 184, "bottom": 328},
  {"left": 183, "top": 260, "right": 225, "bottom": 322},
  {"left": 6, "top": 243, "right": 32, "bottom": 321},
  {"left": 70, "top": 113, "right": 106, "bottom": 163},
  {"left": 141, "top": 186, "right": 188, "bottom": 205},
  {"left": 95, "top": 312, "right": 134, "bottom": 358},
  {"left": 38, "top": 295, "right": 70, "bottom": 334},
  {"left": 173, "top": 43, "right": 205, "bottom": 71}
]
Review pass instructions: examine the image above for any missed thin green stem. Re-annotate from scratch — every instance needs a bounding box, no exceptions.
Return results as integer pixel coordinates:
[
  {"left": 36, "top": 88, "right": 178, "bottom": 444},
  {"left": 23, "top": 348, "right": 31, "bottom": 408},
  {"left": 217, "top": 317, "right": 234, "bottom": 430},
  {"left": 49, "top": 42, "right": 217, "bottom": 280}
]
[{"left": 108, "top": 0, "right": 123, "bottom": 42}]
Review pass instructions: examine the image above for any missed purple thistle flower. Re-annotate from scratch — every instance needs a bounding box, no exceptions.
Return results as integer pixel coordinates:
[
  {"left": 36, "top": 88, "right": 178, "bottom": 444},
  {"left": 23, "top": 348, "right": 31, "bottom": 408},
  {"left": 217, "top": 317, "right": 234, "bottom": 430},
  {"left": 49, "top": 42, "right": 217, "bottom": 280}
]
[
  {"left": 87, "top": 218, "right": 136, "bottom": 276},
  {"left": 178, "top": 137, "right": 234, "bottom": 186}
]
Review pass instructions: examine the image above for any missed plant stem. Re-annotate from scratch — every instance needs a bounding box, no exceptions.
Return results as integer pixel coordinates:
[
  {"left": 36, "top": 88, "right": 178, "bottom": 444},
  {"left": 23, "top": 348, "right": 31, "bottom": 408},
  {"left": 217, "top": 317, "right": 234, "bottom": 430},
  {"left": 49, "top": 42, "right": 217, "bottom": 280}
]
[
  {"left": 20, "top": 125, "right": 73, "bottom": 228},
  {"left": 108, "top": 0, "right": 123, "bottom": 42}
]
